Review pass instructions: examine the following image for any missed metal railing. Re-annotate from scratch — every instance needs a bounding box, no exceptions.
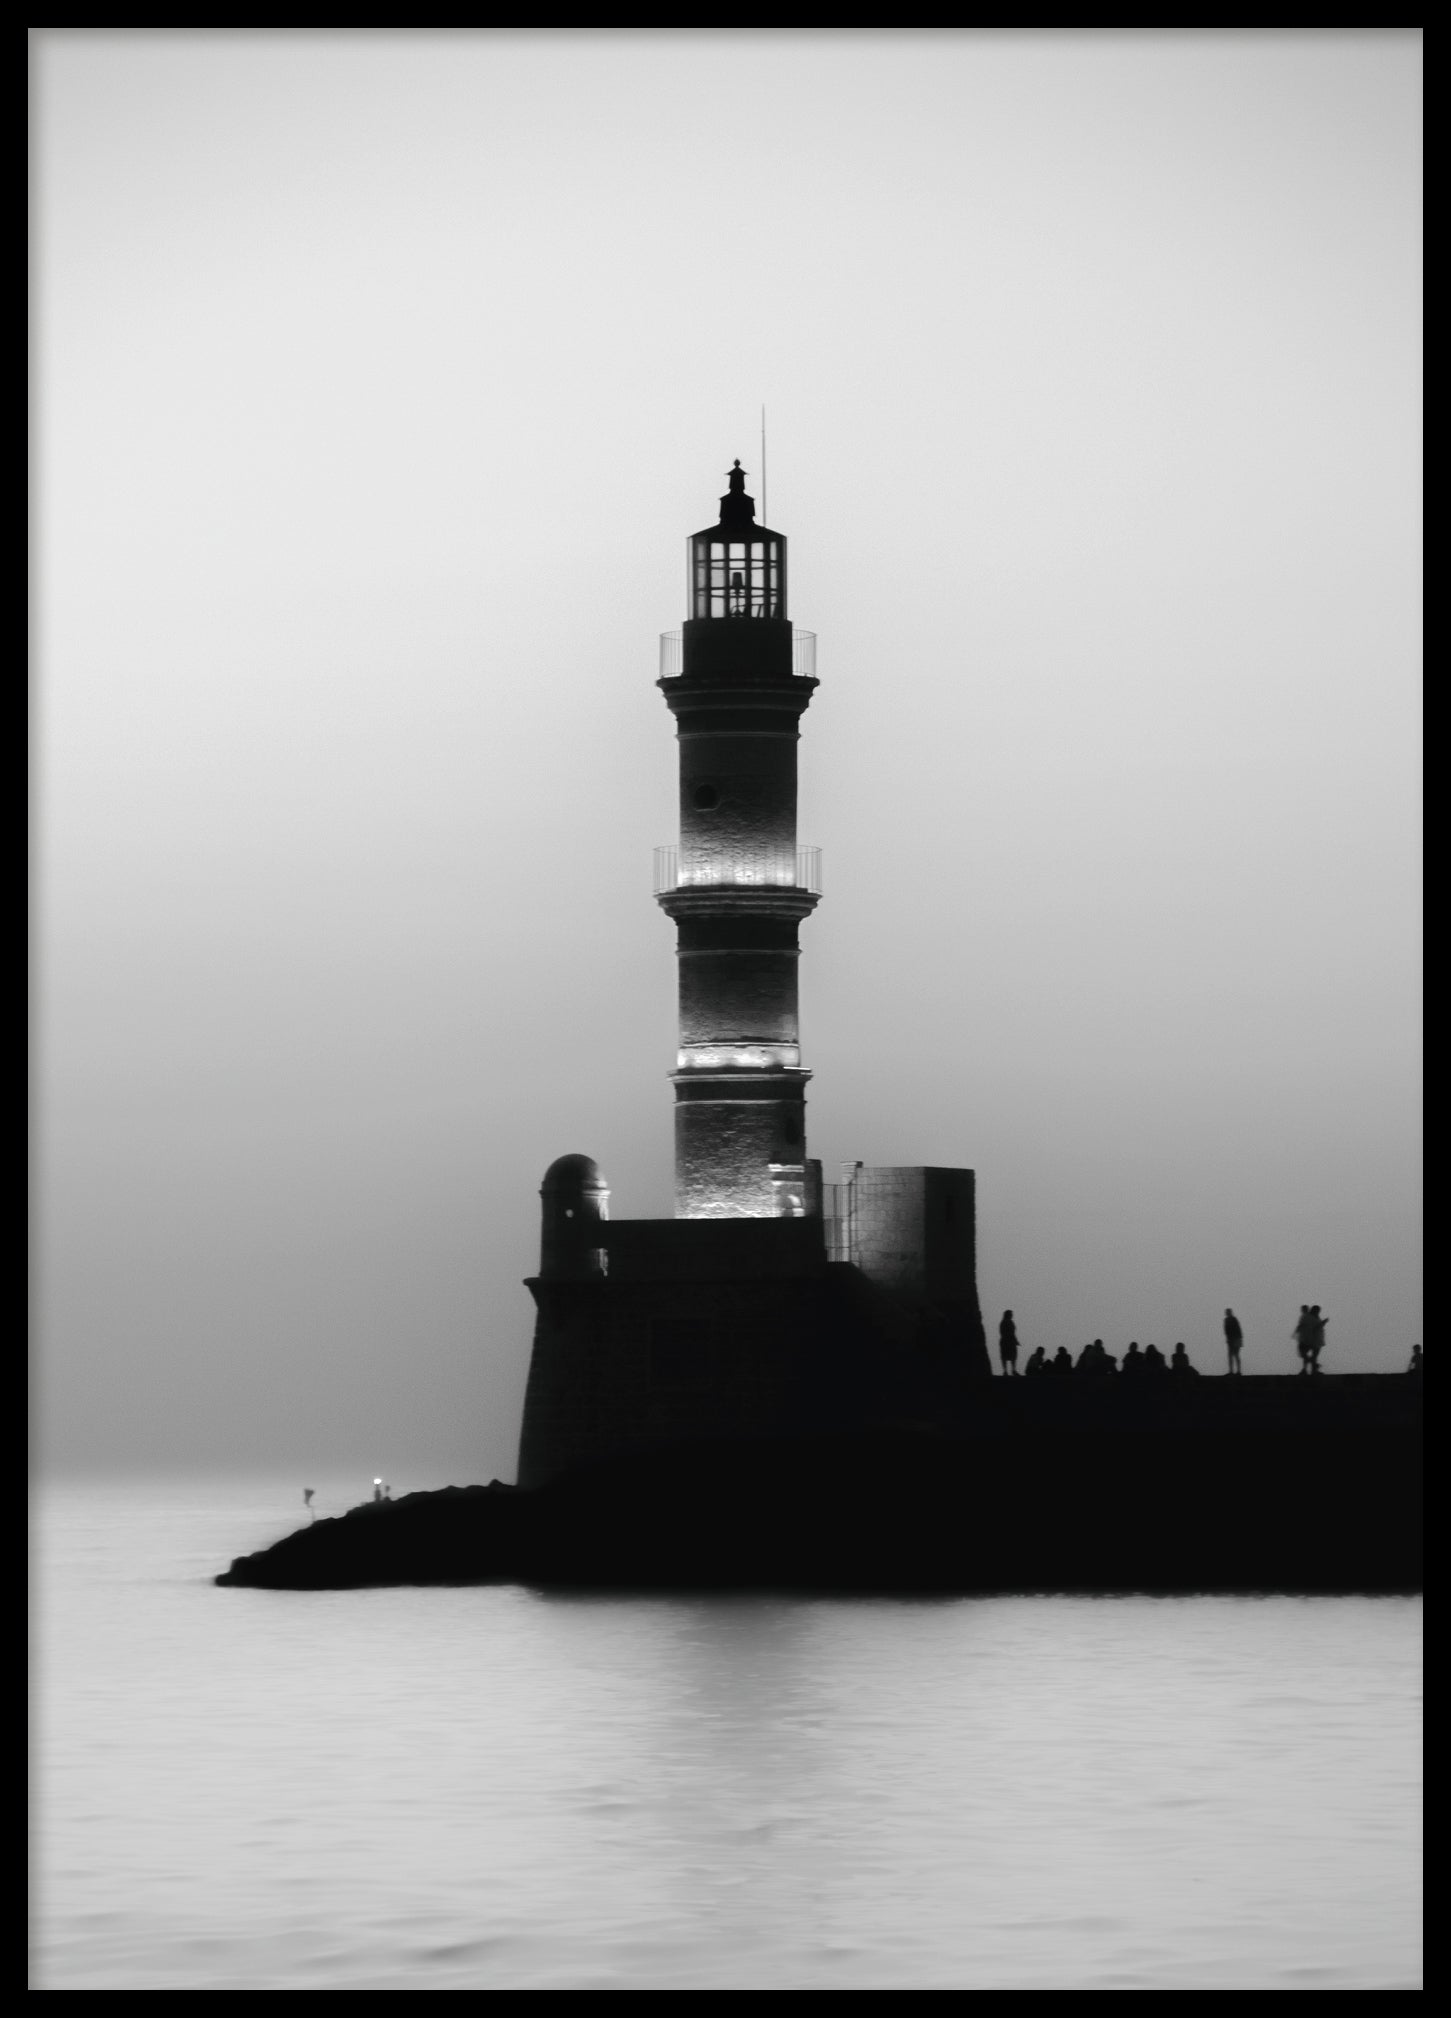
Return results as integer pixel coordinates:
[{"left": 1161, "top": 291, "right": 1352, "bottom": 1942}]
[
  {"left": 820, "top": 1172, "right": 862, "bottom": 1264},
  {"left": 654, "top": 845, "right": 822, "bottom": 895},
  {"left": 658, "top": 628, "right": 817, "bottom": 681}
]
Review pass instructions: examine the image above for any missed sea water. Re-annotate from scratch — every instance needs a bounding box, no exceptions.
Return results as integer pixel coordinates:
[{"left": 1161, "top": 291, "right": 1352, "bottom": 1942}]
[{"left": 32, "top": 1473, "right": 1422, "bottom": 1990}]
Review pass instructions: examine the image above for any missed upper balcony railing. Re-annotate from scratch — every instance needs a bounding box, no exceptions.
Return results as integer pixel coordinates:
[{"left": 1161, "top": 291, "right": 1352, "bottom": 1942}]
[
  {"left": 659, "top": 628, "right": 816, "bottom": 682},
  {"left": 654, "top": 845, "right": 822, "bottom": 896}
]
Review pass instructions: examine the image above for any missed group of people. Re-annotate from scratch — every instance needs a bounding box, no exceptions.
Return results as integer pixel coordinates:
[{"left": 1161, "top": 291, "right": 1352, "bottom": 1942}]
[
  {"left": 1292, "top": 1305, "right": 1329, "bottom": 1376},
  {"left": 996, "top": 1305, "right": 1356, "bottom": 1377},
  {"left": 996, "top": 1315, "right": 1199, "bottom": 1379}
]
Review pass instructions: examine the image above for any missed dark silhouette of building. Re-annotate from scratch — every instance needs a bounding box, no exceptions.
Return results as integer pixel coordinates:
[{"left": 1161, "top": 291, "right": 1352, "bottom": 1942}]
[{"left": 517, "top": 466, "right": 989, "bottom": 1486}]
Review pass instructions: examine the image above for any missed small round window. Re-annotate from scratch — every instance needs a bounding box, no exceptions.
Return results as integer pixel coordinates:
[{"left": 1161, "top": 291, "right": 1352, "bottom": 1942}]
[{"left": 691, "top": 784, "right": 720, "bottom": 811}]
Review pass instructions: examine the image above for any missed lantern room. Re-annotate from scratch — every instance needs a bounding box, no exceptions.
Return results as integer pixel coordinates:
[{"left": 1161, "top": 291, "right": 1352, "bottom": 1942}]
[{"left": 689, "top": 460, "right": 786, "bottom": 620}]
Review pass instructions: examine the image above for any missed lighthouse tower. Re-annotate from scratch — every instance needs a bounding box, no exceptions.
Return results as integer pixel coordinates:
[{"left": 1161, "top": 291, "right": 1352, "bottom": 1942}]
[
  {"left": 657, "top": 461, "right": 820, "bottom": 1218},
  {"left": 516, "top": 462, "right": 990, "bottom": 1488}
]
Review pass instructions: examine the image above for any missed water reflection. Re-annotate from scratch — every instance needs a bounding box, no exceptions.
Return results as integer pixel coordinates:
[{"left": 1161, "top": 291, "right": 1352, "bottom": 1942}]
[
  {"left": 511, "top": 1588, "right": 1421, "bottom": 1989},
  {"left": 36, "top": 1482, "right": 1422, "bottom": 1990}
]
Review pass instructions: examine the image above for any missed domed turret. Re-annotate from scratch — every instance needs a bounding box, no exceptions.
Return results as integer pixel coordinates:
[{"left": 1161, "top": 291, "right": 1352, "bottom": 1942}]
[{"left": 539, "top": 1155, "right": 609, "bottom": 1279}]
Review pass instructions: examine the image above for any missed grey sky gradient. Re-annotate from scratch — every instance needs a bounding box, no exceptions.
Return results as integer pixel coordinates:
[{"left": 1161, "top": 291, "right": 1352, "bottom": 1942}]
[{"left": 36, "top": 30, "right": 1421, "bottom": 1479}]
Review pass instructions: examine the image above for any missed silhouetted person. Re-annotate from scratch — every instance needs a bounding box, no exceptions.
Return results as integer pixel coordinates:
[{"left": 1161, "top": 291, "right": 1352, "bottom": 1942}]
[
  {"left": 1051, "top": 1346, "right": 1074, "bottom": 1376},
  {"left": 1223, "top": 1307, "right": 1243, "bottom": 1376},
  {"left": 1408, "top": 1344, "right": 1423, "bottom": 1377},
  {"left": 1170, "top": 1342, "right": 1198, "bottom": 1376},
  {"left": 998, "top": 1310, "right": 1020, "bottom": 1377},
  {"left": 1143, "top": 1343, "right": 1167, "bottom": 1376},
  {"left": 1306, "top": 1306, "right": 1327, "bottom": 1375},
  {"left": 303, "top": 1488, "right": 315, "bottom": 1520},
  {"left": 1122, "top": 1341, "right": 1144, "bottom": 1378},
  {"left": 1294, "top": 1304, "right": 1314, "bottom": 1375},
  {"left": 1075, "top": 1341, "right": 1096, "bottom": 1373},
  {"left": 1024, "top": 1346, "right": 1047, "bottom": 1378},
  {"left": 373, "top": 1477, "right": 385, "bottom": 1503}
]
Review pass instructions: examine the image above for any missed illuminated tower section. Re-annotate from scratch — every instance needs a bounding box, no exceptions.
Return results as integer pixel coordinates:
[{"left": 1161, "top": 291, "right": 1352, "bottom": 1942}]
[{"left": 657, "top": 463, "right": 820, "bottom": 1218}]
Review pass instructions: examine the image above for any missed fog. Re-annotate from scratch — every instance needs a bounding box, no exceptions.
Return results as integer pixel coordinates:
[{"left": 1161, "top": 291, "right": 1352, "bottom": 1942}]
[{"left": 35, "top": 30, "right": 1420, "bottom": 1481}]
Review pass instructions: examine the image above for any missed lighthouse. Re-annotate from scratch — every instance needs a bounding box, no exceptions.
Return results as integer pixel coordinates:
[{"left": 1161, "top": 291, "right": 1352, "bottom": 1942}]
[
  {"left": 657, "top": 461, "right": 820, "bottom": 1219},
  {"left": 516, "top": 463, "right": 989, "bottom": 1488}
]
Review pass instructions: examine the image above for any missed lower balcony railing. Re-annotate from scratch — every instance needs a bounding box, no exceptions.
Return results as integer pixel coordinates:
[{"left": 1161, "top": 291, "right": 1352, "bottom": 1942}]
[
  {"left": 659, "top": 628, "right": 816, "bottom": 681},
  {"left": 654, "top": 845, "right": 821, "bottom": 895}
]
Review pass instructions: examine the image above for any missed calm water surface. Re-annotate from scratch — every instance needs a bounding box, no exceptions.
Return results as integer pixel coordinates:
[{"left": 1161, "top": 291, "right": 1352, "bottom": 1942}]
[{"left": 34, "top": 1474, "right": 1422, "bottom": 1989}]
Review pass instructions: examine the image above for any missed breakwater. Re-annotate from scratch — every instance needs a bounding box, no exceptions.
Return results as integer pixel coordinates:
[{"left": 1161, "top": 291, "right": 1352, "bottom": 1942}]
[{"left": 217, "top": 1376, "right": 1420, "bottom": 1594}]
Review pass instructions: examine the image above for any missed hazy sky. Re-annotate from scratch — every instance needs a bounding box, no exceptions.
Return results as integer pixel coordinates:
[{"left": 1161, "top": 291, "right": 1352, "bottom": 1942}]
[{"left": 36, "top": 29, "right": 1420, "bottom": 1480}]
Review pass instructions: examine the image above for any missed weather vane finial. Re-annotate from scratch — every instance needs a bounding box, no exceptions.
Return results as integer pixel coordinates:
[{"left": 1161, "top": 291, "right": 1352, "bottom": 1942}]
[{"left": 719, "top": 459, "right": 755, "bottom": 525}]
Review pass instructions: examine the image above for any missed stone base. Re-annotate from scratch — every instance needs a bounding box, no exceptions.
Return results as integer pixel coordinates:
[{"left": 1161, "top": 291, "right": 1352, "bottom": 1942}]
[{"left": 517, "top": 1217, "right": 990, "bottom": 1488}]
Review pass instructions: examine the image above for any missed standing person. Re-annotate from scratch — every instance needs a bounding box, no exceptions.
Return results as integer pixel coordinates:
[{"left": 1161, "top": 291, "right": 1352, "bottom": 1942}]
[
  {"left": 1293, "top": 1305, "right": 1314, "bottom": 1375},
  {"left": 303, "top": 1488, "right": 315, "bottom": 1520},
  {"left": 998, "top": 1310, "right": 1020, "bottom": 1377},
  {"left": 1223, "top": 1307, "right": 1243, "bottom": 1376},
  {"left": 1306, "top": 1306, "right": 1327, "bottom": 1375}
]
